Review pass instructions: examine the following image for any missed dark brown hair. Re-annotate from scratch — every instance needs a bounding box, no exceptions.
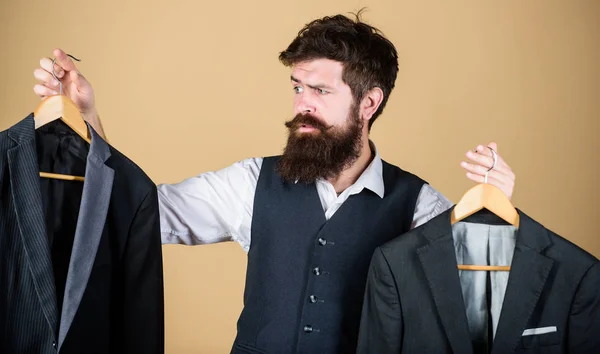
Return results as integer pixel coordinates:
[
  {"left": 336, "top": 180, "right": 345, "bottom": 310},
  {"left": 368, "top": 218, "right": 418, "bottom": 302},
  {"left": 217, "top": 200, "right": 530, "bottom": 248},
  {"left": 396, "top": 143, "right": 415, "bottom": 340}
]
[{"left": 279, "top": 9, "right": 398, "bottom": 130}]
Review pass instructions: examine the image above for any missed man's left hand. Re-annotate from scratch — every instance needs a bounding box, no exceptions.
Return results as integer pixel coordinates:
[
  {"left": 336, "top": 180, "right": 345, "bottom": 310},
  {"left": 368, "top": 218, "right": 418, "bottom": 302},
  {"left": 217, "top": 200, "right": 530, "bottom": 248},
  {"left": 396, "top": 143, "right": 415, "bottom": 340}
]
[{"left": 460, "top": 142, "right": 515, "bottom": 200}]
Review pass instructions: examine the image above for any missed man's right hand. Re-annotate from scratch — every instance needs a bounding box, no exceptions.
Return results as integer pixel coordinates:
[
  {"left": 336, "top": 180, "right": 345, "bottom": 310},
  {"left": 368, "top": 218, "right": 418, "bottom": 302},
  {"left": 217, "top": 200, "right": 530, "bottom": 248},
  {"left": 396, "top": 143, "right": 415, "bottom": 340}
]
[{"left": 33, "top": 48, "right": 105, "bottom": 138}]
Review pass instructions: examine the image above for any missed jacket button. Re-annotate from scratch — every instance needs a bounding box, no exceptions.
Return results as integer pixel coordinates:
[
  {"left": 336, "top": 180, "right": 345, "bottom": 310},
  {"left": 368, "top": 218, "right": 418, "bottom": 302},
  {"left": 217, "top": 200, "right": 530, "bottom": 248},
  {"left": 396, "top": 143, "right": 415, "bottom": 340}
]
[
  {"left": 52, "top": 342, "right": 57, "bottom": 349},
  {"left": 304, "top": 325, "right": 313, "bottom": 333},
  {"left": 318, "top": 238, "right": 327, "bottom": 246},
  {"left": 309, "top": 295, "right": 318, "bottom": 303},
  {"left": 312, "top": 267, "right": 321, "bottom": 275}
]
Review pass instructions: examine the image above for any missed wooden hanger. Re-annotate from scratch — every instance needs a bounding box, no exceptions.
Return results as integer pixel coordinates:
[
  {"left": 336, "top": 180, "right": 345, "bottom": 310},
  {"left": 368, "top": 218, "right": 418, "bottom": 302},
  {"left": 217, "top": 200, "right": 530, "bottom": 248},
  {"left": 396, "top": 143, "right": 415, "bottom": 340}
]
[
  {"left": 451, "top": 146, "right": 519, "bottom": 272},
  {"left": 34, "top": 55, "right": 88, "bottom": 182}
]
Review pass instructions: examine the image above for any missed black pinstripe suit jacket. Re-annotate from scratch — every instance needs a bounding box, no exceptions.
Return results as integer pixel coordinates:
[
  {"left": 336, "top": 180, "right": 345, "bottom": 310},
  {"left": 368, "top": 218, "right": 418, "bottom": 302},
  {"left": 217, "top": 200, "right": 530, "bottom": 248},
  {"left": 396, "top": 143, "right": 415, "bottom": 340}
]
[{"left": 0, "top": 114, "right": 164, "bottom": 353}]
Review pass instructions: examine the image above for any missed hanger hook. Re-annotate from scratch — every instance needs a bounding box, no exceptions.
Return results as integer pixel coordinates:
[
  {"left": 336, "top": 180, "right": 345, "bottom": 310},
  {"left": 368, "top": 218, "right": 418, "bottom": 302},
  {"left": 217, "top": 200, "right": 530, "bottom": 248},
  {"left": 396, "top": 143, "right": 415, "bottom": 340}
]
[
  {"left": 51, "top": 54, "right": 81, "bottom": 95},
  {"left": 484, "top": 146, "right": 498, "bottom": 184}
]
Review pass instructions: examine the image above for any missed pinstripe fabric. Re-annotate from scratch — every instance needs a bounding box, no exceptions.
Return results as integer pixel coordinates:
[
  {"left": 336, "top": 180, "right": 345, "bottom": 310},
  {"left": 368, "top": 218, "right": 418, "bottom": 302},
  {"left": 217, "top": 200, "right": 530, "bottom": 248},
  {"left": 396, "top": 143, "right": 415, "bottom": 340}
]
[
  {"left": 1, "top": 114, "right": 165, "bottom": 353},
  {"left": 1, "top": 115, "right": 57, "bottom": 353}
]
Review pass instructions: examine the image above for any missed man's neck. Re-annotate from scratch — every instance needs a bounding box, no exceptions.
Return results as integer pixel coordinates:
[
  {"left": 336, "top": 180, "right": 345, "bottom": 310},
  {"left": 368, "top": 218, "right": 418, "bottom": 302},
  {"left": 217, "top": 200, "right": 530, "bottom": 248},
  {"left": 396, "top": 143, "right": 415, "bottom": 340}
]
[{"left": 327, "top": 139, "right": 374, "bottom": 195}]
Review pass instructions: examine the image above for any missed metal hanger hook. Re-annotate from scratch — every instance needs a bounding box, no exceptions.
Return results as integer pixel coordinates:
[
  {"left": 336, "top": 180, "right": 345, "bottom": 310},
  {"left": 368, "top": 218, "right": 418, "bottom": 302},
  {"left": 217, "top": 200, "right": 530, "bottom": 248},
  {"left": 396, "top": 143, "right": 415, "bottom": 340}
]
[
  {"left": 51, "top": 54, "right": 81, "bottom": 95},
  {"left": 484, "top": 146, "right": 498, "bottom": 184}
]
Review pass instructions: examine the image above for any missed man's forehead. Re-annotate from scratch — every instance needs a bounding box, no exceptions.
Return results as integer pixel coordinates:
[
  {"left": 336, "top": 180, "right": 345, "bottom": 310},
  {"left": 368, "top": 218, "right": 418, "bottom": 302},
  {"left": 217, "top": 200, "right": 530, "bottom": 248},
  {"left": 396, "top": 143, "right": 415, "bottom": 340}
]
[{"left": 291, "top": 59, "right": 344, "bottom": 85}]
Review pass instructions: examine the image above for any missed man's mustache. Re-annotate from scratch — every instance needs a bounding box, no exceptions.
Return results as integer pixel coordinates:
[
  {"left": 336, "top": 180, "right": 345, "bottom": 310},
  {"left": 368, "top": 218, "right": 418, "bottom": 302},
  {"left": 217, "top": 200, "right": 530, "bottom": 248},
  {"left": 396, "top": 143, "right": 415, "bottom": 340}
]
[{"left": 285, "top": 113, "right": 333, "bottom": 133}]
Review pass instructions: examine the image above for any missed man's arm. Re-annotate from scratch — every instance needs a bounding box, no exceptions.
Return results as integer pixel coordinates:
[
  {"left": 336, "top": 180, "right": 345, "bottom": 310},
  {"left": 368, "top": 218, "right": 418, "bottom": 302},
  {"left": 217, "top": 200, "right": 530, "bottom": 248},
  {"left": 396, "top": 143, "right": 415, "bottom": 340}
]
[
  {"left": 411, "top": 184, "right": 453, "bottom": 229},
  {"left": 34, "top": 49, "right": 259, "bottom": 251},
  {"left": 158, "top": 157, "right": 261, "bottom": 251},
  {"left": 81, "top": 108, "right": 106, "bottom": 141}
]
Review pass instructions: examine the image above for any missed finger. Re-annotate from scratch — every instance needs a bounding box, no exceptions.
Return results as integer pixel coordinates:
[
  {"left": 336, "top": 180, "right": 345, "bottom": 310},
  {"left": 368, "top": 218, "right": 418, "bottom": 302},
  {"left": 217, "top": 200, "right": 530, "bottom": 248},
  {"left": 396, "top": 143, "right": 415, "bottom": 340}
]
[
  {"left": 469, "top": 168, "right": 514, "bottom": 190},
  {"left": 463, "top": 167, "right": 514, "bottom": 186},
  {"left": 69, "top": 70, "right": 88, "bottom": 89},
  {"left": 39, "top": 57, "right": 65, "bottom": 79},
  {"left": 465, "top": 149, "right": 512, "bottom": 175},
  {"left": 460, "top": 161, "right": 493, "bottom": 176},
  {"left": 474, "top": 145, "right": 491, "bottom": 156},
  {"left": 493, "top": 152, "right": 512, "bottom": 172},
  {"left": 481, "top": 152, "right": 514, "bottom": 181},
  {"left": 463, "top": 163, "right": 515, "bottom": 188},
  {"left": 33, "top": 68, "right": 60, "bottom": 87},
  {"left": 492, "top": 159, "right": 512, "bottom": 179},
  {"left": 54, "top": 48, "right": 79, "bottom": 73},
  {"left": 473, "top": 142, "right": 499, "bottom": 155},
  {"left": 474, "top": 142, "right": 505, "bottom": 169},
  {"left": 33, "top": 84, "right": 58, "bottom": 98},
  {"left": 488, "top": 168, "right": 515, "bottom": 187},
  {"left": 465, "top": 150, "right": 496, "bottom": 171}
]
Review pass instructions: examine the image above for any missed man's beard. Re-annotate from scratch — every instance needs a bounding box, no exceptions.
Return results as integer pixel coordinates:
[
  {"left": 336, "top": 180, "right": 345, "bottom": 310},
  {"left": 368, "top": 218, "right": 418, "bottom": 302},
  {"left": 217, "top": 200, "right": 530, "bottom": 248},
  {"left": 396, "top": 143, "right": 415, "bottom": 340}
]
[{"left": 276, "top": 105, "right": 363, "bottom": 184}]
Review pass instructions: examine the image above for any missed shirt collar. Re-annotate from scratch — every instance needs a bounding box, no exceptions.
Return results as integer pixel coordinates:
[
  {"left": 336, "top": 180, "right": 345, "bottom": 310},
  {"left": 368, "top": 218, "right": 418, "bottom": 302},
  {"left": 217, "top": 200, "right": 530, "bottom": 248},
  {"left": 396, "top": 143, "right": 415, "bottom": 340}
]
[
  {"left": 354, "top": 140, "right": 384, "bottom": 198},
  {"left": 297, "top": 140, "right": 385, "bottom": 198}
]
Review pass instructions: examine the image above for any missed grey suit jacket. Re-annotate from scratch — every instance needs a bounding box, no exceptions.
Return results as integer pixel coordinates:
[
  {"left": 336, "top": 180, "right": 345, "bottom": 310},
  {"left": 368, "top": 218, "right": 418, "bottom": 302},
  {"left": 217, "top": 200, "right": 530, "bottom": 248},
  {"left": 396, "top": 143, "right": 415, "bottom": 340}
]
[
  {"left": 0, "top": 114, "right": 164, "bottom": 353},
  {"left": 357, "top": 207, "right": 600, "bottom": 354}
]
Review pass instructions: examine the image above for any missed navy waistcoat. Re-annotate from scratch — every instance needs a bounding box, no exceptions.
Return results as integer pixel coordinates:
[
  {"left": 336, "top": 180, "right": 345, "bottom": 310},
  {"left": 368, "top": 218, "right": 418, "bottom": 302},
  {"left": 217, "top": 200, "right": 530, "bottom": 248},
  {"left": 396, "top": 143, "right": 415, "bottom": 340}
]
[{"left": 232, "top": 156, "right": 426, "bottom": 354}]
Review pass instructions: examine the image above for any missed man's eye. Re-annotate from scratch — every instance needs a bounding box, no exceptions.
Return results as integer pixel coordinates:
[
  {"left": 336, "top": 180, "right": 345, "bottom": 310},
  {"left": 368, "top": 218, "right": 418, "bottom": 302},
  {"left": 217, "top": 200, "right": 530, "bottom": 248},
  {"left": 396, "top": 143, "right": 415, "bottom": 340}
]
[
  {"left": 317, "top": 88, "right": 328, "bottom": 95},
  {"left": 294, "top": 86, "right": 303, "bottom": 93}
]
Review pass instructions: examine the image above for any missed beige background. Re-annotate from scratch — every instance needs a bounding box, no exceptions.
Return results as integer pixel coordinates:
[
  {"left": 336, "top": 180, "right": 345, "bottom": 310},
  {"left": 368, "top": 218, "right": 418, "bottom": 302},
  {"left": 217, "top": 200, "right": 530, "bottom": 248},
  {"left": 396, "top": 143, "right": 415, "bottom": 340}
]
[{"left": 1, "top": 0, "right": 598, "bottom": 352}]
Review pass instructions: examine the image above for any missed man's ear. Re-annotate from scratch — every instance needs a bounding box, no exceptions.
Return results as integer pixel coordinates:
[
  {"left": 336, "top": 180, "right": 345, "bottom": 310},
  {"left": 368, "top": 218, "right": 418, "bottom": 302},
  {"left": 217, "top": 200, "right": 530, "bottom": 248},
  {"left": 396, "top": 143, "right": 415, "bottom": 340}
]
[{"left": 360, "top": 87, "right": 384, "bottom": 122}]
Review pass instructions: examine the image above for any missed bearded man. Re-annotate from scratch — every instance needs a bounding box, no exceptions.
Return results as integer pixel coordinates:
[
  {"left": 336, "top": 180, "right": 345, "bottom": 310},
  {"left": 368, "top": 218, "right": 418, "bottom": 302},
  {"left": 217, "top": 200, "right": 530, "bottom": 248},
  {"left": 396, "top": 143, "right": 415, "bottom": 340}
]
[{"left": 33, "top": 12, "right": 516, "bottom": 354}]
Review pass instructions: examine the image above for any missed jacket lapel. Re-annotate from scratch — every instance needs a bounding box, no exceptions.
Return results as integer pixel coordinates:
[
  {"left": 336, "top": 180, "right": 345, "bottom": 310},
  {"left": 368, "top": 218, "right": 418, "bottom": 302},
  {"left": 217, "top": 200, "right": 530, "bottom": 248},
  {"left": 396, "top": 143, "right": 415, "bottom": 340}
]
[
  {"left": 491, "top": 211, "right": 553, "bottom": 354},
  {"left": 7, "top": 116, "right": 59, "bottom": 338},
  {"left": 58, "top": 124, "right": 114, "bottom": 350},
  {"left": 417, "top": 210, "right": 474, "bottom": 354}
]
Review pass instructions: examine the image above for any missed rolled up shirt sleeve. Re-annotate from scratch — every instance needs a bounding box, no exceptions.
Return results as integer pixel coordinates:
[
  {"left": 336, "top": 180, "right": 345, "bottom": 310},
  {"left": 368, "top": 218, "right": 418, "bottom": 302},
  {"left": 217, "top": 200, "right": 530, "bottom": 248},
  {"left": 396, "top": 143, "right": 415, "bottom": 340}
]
[
  {"left": 411, "top": 184, "right": 453, "bottom": 229},
  {"left": 157, "top": 157, "right": 262, "bottom": 252}
]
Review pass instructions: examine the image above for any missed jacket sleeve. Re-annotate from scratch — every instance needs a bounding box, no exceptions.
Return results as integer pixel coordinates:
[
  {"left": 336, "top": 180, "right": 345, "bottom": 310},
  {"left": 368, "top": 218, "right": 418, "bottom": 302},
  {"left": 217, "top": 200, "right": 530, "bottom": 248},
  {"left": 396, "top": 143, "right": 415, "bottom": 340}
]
[
  {"left": 569, "top": 261, "right": 600, "bottom": 353},
  {"left": 123, "top": 186, "right": 164, "bottom": 354},
  {"left": 357, "top": 247, "right": 403, "bottom": 354}
]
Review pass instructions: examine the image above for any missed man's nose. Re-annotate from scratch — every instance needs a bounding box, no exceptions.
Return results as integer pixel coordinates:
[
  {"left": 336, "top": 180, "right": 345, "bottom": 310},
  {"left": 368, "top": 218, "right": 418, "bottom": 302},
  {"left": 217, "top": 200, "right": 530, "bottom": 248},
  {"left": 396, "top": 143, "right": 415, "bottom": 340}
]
[{"left": 295, "top": 94, "right": 316, "bottom": 115}]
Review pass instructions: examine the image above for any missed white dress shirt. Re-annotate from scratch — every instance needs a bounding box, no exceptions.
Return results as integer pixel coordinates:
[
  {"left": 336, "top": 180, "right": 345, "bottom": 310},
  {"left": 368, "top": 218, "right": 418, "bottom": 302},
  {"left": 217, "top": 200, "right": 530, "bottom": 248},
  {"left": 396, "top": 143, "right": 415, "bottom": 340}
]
[{"left": 158, "top": 143, "right": 452, "bottom": 252}]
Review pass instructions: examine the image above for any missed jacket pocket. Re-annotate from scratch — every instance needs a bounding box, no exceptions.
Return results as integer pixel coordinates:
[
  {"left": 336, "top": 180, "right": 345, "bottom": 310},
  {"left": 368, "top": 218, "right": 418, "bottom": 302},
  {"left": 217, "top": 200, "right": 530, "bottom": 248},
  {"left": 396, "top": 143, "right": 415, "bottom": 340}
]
[{"left": 518, "top": 331, "right": 561, "bottom": 349}]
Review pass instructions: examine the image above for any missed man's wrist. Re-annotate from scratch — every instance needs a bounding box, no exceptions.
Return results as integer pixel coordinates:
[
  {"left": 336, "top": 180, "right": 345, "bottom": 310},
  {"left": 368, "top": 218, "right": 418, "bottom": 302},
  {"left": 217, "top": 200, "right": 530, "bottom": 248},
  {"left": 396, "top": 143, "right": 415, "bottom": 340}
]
[
  {"left": 82, "top": 107, "right": 99, "bottom": 123},
  {"left": 81, "top": 108, "right": 107, "bottom": 140}
]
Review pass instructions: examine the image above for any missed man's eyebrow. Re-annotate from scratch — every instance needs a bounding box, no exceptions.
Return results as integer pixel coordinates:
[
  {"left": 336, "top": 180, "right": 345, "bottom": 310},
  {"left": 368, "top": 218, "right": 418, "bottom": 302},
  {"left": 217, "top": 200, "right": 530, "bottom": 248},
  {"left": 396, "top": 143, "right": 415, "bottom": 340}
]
[{"left": 290, "top": 76, "right": 334, "bottom": 91}]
